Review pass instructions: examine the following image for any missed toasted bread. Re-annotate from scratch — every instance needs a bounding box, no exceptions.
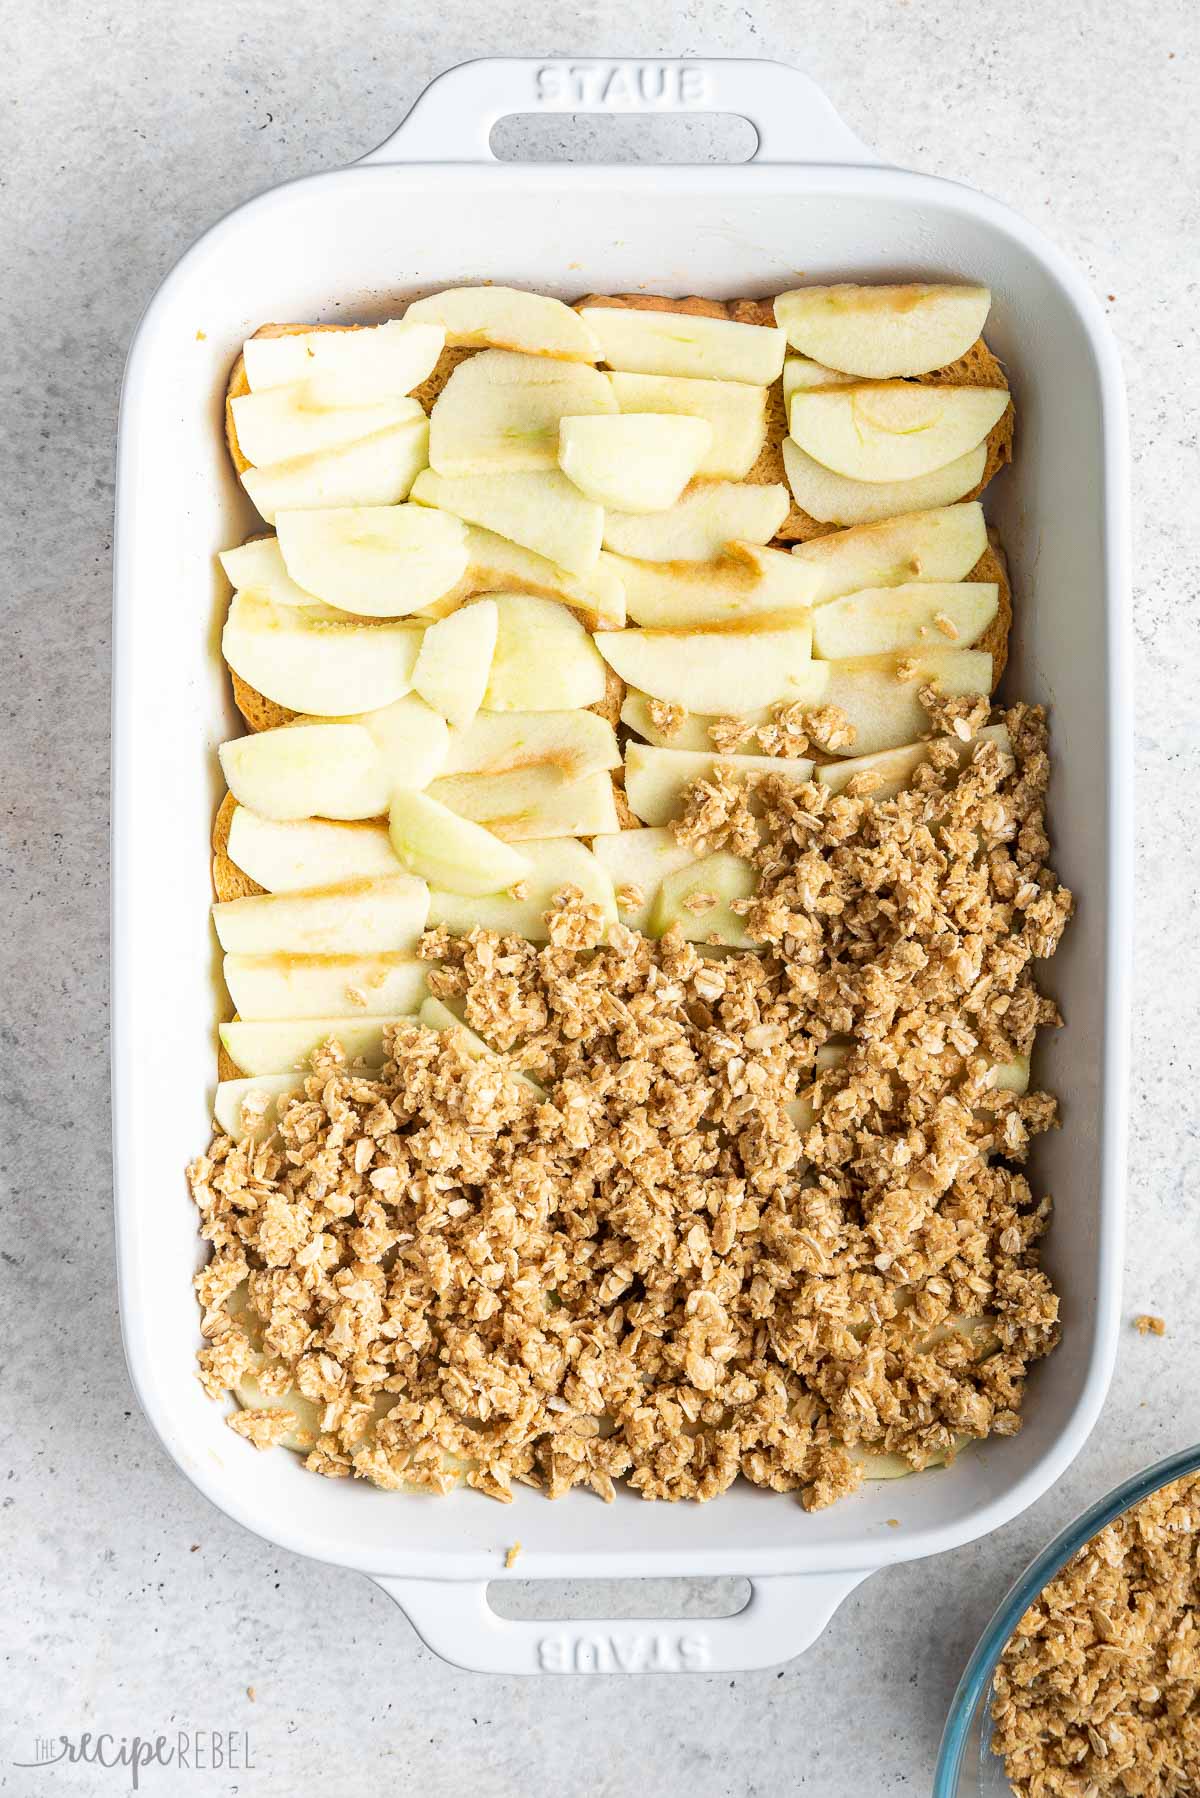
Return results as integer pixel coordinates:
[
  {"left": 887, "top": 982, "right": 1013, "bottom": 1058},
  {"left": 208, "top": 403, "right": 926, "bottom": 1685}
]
[
  {"left": 211, "top": 790, "right": 265, "bottom": 903},
  {"left": 972, "top": 532, "right": 1012, "bottom": 689}
]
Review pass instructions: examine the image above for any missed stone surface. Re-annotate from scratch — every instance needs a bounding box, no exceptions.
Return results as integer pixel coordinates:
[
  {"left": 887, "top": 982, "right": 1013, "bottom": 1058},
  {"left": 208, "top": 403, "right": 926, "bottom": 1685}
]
[{"left": 2, "top": 2, "right": 1198, "bottom": 1793}]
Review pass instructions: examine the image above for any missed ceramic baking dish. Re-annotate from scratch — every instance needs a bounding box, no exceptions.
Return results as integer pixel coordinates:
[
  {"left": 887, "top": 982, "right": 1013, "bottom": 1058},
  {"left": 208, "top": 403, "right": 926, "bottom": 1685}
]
[{"left": 112, "top": 56, "right": 1131, "bottom": 1675}]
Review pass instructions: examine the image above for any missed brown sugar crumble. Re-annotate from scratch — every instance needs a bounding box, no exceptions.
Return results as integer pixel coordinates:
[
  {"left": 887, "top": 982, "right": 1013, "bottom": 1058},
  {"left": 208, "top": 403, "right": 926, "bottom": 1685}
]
[
  {"left": 505, "top": 1542, "right": 522, "bottom": 1569},
  {"left": 188, "top": 702, "right": 1070, "bottom": 1509},
  {"left": 991, "top": 1472, "right": 1200, "bottom": 1796},
  {"left": 1135, "top": 1314, "right": 1167, "bottom": 1337}
]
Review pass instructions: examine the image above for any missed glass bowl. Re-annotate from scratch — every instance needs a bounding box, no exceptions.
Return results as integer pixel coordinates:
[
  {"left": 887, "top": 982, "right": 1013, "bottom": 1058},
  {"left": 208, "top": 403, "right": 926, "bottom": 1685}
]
[{"left": 934, "top": 1443, "right": 1200, "bottom": 1796}]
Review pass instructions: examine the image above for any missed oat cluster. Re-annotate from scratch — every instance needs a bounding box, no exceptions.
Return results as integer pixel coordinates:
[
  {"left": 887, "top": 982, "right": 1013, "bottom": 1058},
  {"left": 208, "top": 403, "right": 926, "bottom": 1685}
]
[
  {"left": 188, "top": 702, "right": 1070, "bottom": 1507},
  {"left": 992, "top": 1472, "right": 1200, "bottom": 1796}
]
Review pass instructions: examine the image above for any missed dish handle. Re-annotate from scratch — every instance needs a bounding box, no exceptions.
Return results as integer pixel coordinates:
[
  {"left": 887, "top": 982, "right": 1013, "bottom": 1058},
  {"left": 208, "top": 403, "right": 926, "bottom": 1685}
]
[
  {"left": 359, "top": 57, "right": 879, "bottom": 167},
  {"left": 371, "top": 1569, "right": 871, "bottom": 1674}
]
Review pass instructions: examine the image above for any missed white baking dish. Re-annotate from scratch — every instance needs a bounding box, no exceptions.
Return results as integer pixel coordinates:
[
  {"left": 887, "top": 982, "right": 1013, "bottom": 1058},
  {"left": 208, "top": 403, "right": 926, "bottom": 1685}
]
[{"left": 112, "top": 56, "right": 1131, "bottom": 1675}]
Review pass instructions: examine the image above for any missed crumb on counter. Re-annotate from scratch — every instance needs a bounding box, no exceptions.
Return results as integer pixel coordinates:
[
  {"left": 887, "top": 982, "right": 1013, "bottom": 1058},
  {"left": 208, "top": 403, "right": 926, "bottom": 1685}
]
[
  {"left": 505, "top": 1542, "right": 522, "bottom": 1569},
  {"left": 1134, "top": 1313, "right": 1166, "bottom": 1336}
]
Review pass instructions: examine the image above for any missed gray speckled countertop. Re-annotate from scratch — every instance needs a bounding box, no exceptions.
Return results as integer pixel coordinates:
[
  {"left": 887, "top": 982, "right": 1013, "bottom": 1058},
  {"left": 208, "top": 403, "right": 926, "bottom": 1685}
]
[{"left": 3, "top": 3, "right": 1199, "bottom": 1793}]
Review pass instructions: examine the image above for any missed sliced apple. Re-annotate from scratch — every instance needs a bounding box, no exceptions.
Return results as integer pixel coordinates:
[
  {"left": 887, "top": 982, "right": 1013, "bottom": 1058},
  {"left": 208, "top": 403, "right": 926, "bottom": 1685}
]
[
  {"left": 404, "top": 287, "right": 602, "bottom": 362},
  {"left": 790, "top": 505, "right": 988, "bottom": 603},
  {"left": 596, "top": 621, "right": 820, "bottom": 715},
  {"left": 788, "top": 382, "right": 1008, "bottom": 482},
  {"left": 444, "top": 709, "right": 619, "bottom": 780},
  {"left": 620, "top": 691, "right": 769, "bottom": 753},
  {"left": 242, "top": 319, "right": 446, "bottom": 398},
  {"left": 579, "top": 306, "right": 785, "bottom": 385},
  {"left": 774, "top": 284, "right": 991, "bottom": 378},
  {"left": 225, "top": 808, "right": 400, "bottom": 892},
  {"left": 816, "top": 650, "right": 993, "bottom": 757},
  {"left": 221, "top": 594, "right": 423, "bottom": 717},
  {"left": 274, "top": 505, "right": 468, "bottom": 618},
  {"left": 218, "top": 722, "right": 389, "bottom": 822},
  {"left": 427, "top": 837, "right": 616, "bottom": 940},
  {"left": 219, "top": 1016, "right": 398, "bottom": 1076},
  {"left": 782, "top": 356, "right": 859, "bottom": 407},
  {"left": 591, "top": 828, "right": 698, "bottom": 933},
  {"left": 782, "top": 436, "right": 987, "bottom": 527},
  {"left": 417, "top": 997, "right": 546, "bottom": 1097},
  {"left": 624, "top": 742, "right": 815, "bottom": 827},
  {"left": 411, "top": 468, "right": 601, "bottom": 577},
  {"left": 212, "top": 874, "right": 430, "bottom": 956},
  {"left": 613, "top": 542, "right": 817, "bottom": 629},
  {"left": 241, "top": 416, "right": 430, "bottom": 524},
  {"left": 815, "top": 724, "right": 1012, "bottom": 799},
  {"left": 289, "top": 694, "right": 446, "bottom": 791},
  {"left": 410, "top": 599, "right": 498, "bottom": 730},
  {"left": 603, "top": 481, "right": 789, "bottom": 563},
  {"left": 811, "top": 582, "right": 999, "bottom": 659},
  {"left": 460, "top": 527, "right": 625, "bottom": 630},
  {"left": 989, "top": 1053, "right": 1030, "bottom": 1095},
  {"left": 231, "top": 387, "right": 423, "bottom": 469},
  {"left": 388, "top": 789, "right": 532, "bottom": 896},
  {"left": 484, "top": 594, "right": 607, "bottom": 712},
  {"left": 649, "top": 849, "right": 758, "bottom": 947},
  {"left": 219, "top": 536, "right": 318, "bottom": 607},
  {"left": 557, "top": 413, "right": 712, "bottom": 512},
  {"left": 224, "top": 951, "right": 428, "bottom": 1020},
  {"left": 427, "top": 767, "right": 619, "bottom": 841},
  {"left": 429, "top": 350, "right": 615, "bottom": 476},
  {"left": 608, "top": 372, "right": 767, "bottom": 480},
  {"left": 214, "top": 1072, "right": 304, "bottom": 1141}
]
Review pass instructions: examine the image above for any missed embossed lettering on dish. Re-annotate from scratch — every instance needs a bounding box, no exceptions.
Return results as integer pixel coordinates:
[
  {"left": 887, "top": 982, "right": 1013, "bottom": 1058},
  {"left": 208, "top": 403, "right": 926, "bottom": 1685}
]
[
  {"left": 536, "top": 1630, "right": 711, "bottom": 1672},
  {"left": 535, "top": 64, "right": 712, "bottom": 108}
]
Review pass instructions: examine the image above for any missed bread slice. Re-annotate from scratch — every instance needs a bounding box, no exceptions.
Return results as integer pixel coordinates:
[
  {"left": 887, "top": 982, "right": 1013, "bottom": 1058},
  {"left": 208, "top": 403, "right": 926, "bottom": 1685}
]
[{"left": 572, "top": 291, "right": 1013, "bottom": 544}]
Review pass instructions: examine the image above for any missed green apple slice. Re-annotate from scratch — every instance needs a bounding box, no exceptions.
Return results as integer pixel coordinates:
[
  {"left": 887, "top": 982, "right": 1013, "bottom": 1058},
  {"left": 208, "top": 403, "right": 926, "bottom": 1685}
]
[
  {"left": 218, "top": 723, "right": 388, "bottom": 822},
  {"left": 219, "top": 536, "right": 319, "bottom": 607},
  {"left": 388, "top": 789, "right": 532, "bottom": 896},
  {"left": 579, "top": 306, "right": 786, "bottom": 385},
  {"left": 815, "top": 724, "right": 1011, "bottom": 800},
  {"left": 591, "top": 828, "right": 698, "bottom": 933},
  {"left": 220, "top": 1016, "right": 400, "bottom": 1075},
  {"left": 816, "top": 649, "right": 993, "bottom": 758},
  {"left": 811, "top": 581, "right": 999, "bottom": 659},
  {"left": 242, "top": 319, "right": 445, "bottom": 397},
  {"left": 213, "top": 1073, "right": 304, "bottom": 1140},
  {"left": 462, "top": 527, "right": 625, "bottom": 630},
  {"left": 608, "top": 371, "right": 767, "bottom": 479},
  {"left": 241, "top": 416, "right": 429, "bottom": 524},
  {"left": 649, "top": 849, "right": 758, "bottom": 946},
  {"left": 231, "top": 387, "right": 423, "bottom": 469},
  {"left": 225, "top": 809, "right": 399, "bottom": 892},
  {"left": 620, "top": 691, "right": 771, "bottom": 753},
  {"left": 426, "top": 837, "right": 617, "bottom": 940},
  {"left": 349, "top": 693, "right": 450, "bottom": 788},
  {"left": 782, "top": 356, "right": 859, "bottom": 407},
  {"left": 624, "top": 742, "right": 815, "bottom": 827},
  {"left": 774, "top": 284, "right": 991, "bottom": 378},
  {"left": 427, "top": 766, "right": 620, "bottom": 841},
  {"left": 596, "top": 621, "right": 821, "bottom": 715},
  {"left": 221, "top": 594, "right": 423, "bottom": 716},
  {"left": 612, "top": 541, "right": 817, "bottom": 628},
  {"left": 789, "top": 383, "right": 1008, "bottom": 482},
  {"left": 411, "top": 467, "right": 602, "bottom": 577},
  {"left": 483, "top": 593, "right": 607, "bottom": 711},
  {"left": 558, "top": 413, "right": 712, "bottom": 512},
  {"left": 417, "top": 997, "right": 545, "bottom": 1096},
  {"left": 429, "top": 350, "right": 615, "bottom": 475},
  {"left": 411, "top": 599, "right": 498, "bottom": 731},
  {"left": 404, "top": 286, "right": 602, "bottom": 361},
  {"left": 444, "top": 709, "right": 619, "bottom": 781},
  {"left": 603, "top": 482, "right": 789, "bottom": 562},
  {"left": 790, "top": 504, "right": 988, "bottom": 603},
  {"left": 782, "top": 436, "right": 987, "bottom": 527},
  {"left": 212, "top": 873, "right": 430, "bottom": 956},
  {"left": 274, "top": 505, "right": 468, "bottom": 617},
  {"left": 223, "top": 951, "right": 428, "bottom": 1021}
]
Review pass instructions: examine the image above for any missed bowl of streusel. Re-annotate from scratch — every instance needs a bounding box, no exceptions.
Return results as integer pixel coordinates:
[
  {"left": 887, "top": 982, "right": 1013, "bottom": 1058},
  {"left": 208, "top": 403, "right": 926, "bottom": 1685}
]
[{"left": 936, "top": 1444, "right": 1200, "bottom": 1797}]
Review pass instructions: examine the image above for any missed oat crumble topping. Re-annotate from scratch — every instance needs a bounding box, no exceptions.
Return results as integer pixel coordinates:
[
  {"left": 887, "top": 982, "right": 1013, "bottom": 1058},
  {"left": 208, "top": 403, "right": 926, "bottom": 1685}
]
[
  {"left": 189, "top": 703, "right": 1070, "bottom": 1508},
  {"left": 991, "top": 1472, "right": 1200, "bottom": 1796},
  {"left": 1135, "top": 1315, "right": 1167, "bottom": 1338}
]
